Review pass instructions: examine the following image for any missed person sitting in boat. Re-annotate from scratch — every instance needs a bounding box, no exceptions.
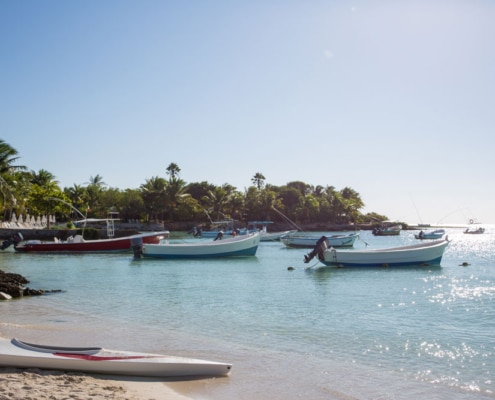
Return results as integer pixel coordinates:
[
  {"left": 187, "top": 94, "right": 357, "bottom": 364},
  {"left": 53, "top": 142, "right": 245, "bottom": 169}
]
[
  {"left": 214, "top": 231, "right": 224, "bottom": 241},
  {"left": 419, "top": 231, "right": 424, "bottom": 239},
  {"left": 191, "top": 226, "right": 202, "bottom": 237}
]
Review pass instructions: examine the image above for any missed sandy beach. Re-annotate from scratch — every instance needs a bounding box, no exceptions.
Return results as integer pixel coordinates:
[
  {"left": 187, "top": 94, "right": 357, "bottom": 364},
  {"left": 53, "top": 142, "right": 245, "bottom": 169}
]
[{"left": 0, "top": 366, "right": 193, "bottom": 400}]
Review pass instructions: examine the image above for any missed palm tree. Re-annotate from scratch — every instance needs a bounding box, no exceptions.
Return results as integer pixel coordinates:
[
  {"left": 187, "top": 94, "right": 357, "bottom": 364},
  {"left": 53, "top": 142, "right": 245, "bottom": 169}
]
[
  {"left": 202, "top": 185, "right": 236, "bottom": 221},
  {"left": 29, "top": 169, "right": 58, "bottom": 187},
  {"left": 140, "top": 176, "right": 167, "bottom": 221},
  {"left": 0, "top": 140, "right": 26, "bottom": 213},
  {"left": 251, "top": 172, "right": 266, "bottom": 190},
  {"left": 87, "top": 174, "right": 107, "bottom": 188},
  {"left": 164, "top": 175, "right": 190, "bottom": 221},
  {"left": 166, "top": 163, "right": 181, "bottom": 180},
  {"left": 0, "top": 139, "right": 25, "bottom": 174},
  {"left": 65, "top": 184, "right": 90, "bottom": 215},
  {"left": 84, "top": 175, "right": 107, "bottom": 216}
]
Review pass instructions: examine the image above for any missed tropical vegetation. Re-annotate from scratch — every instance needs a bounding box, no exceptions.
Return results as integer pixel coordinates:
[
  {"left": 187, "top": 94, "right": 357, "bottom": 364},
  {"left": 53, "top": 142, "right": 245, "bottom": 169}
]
[{"left": 0, "top": 139, "right": 387, "bottom": 228}]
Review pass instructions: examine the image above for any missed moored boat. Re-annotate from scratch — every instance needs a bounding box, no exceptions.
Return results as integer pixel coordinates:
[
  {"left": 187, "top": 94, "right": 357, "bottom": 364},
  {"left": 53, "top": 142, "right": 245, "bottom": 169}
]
[
  {"left": 0, "top": 337, "right": 231, "bottom": 377},
  {"left": 414, "top": 229, "right": 445, "bottom": 240},
  {"left": 304, "top": 236, "right": 449, "bottom": 268},
  {"left": 12, "top": 230, "right": 169, "bottom": 253},
  {"left": 281, "top": 232, "right": 359, "bottom": 248},
  {"left": 191, "top": 219, "right": 247, "bottom": 238},
  {"left": 135, "top": 232, "right": 261, "bottom": 259},
  {"left": 463, "top": 227, "right": 485, "bottom": 234},
  {"left": 247, "top": 221, "right": 297, "bottom": 242},
  {"left": 260, "top": 230, "right": 296, "bottom": 241},
  {"left": 372, "top": 224, "right": 402, "bottom": 236}
]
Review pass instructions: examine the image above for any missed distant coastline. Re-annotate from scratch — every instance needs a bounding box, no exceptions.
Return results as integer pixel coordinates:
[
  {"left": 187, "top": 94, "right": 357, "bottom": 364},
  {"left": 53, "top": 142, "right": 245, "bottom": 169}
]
[{"left": 0, "top": 221, "right": 470, "bottom": 241}]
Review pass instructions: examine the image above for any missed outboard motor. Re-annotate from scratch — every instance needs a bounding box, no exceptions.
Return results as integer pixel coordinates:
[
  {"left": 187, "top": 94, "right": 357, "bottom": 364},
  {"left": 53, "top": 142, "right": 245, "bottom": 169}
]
[
  {"left": 130, "top": 237, "right": 143, "bottom": 259},
  {"left": 1, "top": 239, "right": 12, "bottom": 250},
  {"left": 13, "top": 232, "right": 24, "bottom": 244},
  {"left": 304, "top": 236, "right": 328, "bottom": 263},
  {"left": 1, "top": 232, "right": 24, "bottom": 250}
]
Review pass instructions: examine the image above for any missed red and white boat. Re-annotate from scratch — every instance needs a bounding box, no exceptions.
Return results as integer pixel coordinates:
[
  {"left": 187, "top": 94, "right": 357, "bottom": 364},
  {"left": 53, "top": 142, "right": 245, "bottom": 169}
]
[
  {"left": 12, "top": 230, "right": 169, "bottom": 253},
  {"left": 5, "top": 200, "right": 170, "bottom": 253}
]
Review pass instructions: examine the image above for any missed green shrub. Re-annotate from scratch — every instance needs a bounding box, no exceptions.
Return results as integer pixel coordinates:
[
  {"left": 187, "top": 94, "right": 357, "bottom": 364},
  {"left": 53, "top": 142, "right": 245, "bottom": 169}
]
[{"left": 77, "top": 228, "right": 99, "bottom": 240}]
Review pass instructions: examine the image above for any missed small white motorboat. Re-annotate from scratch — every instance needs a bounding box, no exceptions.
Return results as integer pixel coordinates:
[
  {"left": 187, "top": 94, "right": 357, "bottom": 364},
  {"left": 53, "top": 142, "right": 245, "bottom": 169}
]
[
  {"left": 191, "top": 219, "right": 248, "bottom": 238},
  {"left": 414, "top": 229, "right": 445, "bottom": 240},
  {"left": 281, "top": 232, "right": 359, "bottom": 248},
  {"left": 372, "top": 224, "right": 402, "bottom": 236},
  {"left": 304, "top": 237, "right": 450, "bottom": 268},
  {"left": 135, "top": 232, "right": 261, "bottom": 259},
  {"left": 463, "top": 227, "right": 485, "bottom": 234},
  {"left": 0, "top": 338, "right": 232, "bottom": 377},
  {"left": 247, "top": 221, "right": 297, "bottom": 242},
  {"left": 260, "top": 230, "right": 297, "bottom": 242}
]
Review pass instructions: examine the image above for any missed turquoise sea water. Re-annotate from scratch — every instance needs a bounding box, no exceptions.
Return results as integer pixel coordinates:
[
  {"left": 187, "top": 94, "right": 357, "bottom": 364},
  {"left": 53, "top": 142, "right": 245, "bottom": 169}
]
[{"left": 1, "top": 226, "right": 494, "bottom": 399}]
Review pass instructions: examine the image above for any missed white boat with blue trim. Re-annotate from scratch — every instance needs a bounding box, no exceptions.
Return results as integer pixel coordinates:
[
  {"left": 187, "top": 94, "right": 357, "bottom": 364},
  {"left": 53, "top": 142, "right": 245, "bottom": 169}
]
[
  {"left": 247, "top": 221, "right": 296, "bottom": 242},
  {"left": 304, "top": 236, "right": 449, "bottom": 268},
  {"left": 136, "top": 232, "right": 261, "bottom": 259},
  {"left": 0, "top": 337, "right": 232, "bottom": 377},
  {"left": 191, "top": 219, "right": 247, "bottom": 238},
  {"left": 414, "top": 229, "right": 445, "bottom": 240},
  {"left": 281, "top": 232, "right": 359, "bottom": 248}
]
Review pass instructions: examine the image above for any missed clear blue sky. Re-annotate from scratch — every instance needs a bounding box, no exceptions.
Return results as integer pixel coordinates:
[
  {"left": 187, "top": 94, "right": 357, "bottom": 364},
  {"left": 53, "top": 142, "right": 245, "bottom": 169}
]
[{"left": 1, "top": 0, "right": 494, "bottom": 224}]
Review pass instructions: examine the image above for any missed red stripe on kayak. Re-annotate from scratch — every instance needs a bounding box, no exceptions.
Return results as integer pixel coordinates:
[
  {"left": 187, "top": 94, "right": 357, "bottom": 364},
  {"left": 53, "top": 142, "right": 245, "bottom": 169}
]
[{"left": 54, "top": 353, "right": 160, "bottom": 361}]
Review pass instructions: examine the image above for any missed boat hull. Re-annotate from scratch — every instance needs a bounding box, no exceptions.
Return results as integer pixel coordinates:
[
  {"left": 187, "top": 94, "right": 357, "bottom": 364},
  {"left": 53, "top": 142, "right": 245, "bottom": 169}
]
[
  {"left": 282, "top": 233, "right": 359, "bottom": 248},
  {"left": 318, "top": 238, "right": 449, "bottom": 268},
  {"left": 372, "top": 230, "right": 401, "bottom": 236},
  {"left": 0, "top": 338, "right": 231, "bottom": 378},
  {"left": 14, "top": 231, "right": 169, "bottom": 253},
  {"left": 141, "top": 232, "right": 261, "bottom": 259}
]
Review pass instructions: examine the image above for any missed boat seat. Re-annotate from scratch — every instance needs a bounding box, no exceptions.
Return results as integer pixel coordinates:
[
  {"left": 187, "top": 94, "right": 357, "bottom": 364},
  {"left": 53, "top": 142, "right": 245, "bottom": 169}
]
[
  {"left": 73, "top": 235, "right": 84, "bottom": 243},
  {"left": 12, "top": 338, "right": 101, "bottom": 354}
]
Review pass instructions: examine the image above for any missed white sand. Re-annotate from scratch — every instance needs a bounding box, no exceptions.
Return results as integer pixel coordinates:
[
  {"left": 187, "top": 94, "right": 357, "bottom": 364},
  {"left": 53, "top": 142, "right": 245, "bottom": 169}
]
[{"left": 0, "top": 367, "right": 192, "bottom": 400}]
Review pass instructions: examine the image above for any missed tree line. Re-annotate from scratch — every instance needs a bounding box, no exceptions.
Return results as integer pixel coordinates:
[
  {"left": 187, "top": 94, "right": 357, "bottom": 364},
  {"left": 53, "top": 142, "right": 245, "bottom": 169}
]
[{"left": 0, "top": 139, "right": 387, "bottom": 228}]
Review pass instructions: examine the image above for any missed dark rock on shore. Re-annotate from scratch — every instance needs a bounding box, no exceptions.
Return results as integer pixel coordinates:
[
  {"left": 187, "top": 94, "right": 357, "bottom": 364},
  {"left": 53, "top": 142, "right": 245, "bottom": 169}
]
[{"left": 0, "top": 269, "right": 62, "bottom": 300}]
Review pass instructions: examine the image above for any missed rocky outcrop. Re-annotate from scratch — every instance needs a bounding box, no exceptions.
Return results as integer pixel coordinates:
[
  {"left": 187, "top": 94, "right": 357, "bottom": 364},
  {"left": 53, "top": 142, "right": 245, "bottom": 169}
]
[{"left": 0, "top": 269, "right": 62, "bottom": 299}]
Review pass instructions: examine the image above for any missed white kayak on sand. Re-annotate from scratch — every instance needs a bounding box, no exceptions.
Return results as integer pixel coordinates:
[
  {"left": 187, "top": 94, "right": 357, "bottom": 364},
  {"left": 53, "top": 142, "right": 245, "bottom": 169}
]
[{"left": 0, "top": 338, "right": 232, "bottom": 378}]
